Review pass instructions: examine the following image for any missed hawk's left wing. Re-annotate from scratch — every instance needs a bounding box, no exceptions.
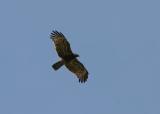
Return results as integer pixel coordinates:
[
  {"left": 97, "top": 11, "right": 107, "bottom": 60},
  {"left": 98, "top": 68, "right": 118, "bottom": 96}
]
[{"left": 65, "top": 58, "right": 88, "bottom": 83}]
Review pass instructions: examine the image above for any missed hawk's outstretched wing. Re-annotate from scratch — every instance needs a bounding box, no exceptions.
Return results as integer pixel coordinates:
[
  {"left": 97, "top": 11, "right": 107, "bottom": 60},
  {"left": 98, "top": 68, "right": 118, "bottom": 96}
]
[
  {"left": 50, "top": 31, "right": 73, "bottom": 58},
  {"left": 65, "top": 58, "right": 88, "bottom": 83}
]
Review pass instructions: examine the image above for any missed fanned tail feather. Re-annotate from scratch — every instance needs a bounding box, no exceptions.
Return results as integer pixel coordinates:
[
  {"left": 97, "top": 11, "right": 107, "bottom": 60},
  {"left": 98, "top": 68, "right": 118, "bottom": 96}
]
[{"left": 52, "top": 60, "right": 64, "bottom": 70}]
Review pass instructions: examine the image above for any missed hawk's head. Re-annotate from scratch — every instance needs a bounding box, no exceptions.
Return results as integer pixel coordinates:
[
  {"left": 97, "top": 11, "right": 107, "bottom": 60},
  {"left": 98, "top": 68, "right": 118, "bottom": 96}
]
[{"left": 74, "top": 54, "right": 79, "bottom": 58}]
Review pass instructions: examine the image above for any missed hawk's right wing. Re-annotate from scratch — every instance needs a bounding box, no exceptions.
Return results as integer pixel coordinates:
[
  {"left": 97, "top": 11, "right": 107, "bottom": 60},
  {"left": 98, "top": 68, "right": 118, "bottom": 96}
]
[{"left": 50, "top": 31, "right": 74, "bottom": 58}]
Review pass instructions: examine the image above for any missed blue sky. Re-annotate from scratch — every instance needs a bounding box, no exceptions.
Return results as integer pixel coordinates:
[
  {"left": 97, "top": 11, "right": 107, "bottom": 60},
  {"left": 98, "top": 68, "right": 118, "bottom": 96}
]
[{"left": 0, "top": 0, "right": 160, "bottom": 114}]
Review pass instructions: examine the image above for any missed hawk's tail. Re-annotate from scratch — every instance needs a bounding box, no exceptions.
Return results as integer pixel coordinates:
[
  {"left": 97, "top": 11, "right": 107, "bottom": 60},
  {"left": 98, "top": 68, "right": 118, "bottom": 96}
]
[{"left": 52, "top": 60, "right": 64, "bottom": 70}]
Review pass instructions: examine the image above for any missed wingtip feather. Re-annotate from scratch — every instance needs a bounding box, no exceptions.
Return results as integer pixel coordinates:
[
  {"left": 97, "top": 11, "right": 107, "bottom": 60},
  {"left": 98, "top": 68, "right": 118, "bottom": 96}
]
[{"left": 50, "top": 30, "right": 64, "bottom": 38}]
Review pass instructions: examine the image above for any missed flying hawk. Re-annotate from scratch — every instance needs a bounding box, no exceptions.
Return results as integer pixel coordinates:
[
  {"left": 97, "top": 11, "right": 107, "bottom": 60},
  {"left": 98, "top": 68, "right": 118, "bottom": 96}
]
[{"left": 50, "top": 30, "right": 88, "bottom": 83}]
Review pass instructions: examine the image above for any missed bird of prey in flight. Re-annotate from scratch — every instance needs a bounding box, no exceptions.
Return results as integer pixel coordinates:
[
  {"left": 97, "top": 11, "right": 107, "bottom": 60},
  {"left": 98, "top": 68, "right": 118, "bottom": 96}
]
[{"left": 50, "top": 30, "right": 88, "bottom": 83}]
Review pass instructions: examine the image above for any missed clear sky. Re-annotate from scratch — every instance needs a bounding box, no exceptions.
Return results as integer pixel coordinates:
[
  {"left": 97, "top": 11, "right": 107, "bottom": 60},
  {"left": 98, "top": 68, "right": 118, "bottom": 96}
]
[{"left": 0, "top": 0, "right": 160, "bottom": 114}]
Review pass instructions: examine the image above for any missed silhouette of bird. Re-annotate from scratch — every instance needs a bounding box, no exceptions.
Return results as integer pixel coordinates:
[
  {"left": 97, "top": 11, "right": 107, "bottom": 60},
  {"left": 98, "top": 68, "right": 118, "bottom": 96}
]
[{"left": 50, "top": 30, "right": 88, "bottom": 83}]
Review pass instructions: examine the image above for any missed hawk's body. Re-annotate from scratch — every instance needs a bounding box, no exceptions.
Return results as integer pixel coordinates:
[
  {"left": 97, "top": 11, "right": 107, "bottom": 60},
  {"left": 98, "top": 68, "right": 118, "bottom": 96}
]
[{"left": 50, "top": 31, "right": 88, "bottom": 83}]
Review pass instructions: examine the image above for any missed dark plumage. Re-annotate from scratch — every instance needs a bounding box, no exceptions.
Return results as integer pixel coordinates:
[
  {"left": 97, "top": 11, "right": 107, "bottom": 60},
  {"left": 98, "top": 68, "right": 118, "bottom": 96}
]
[{"left": 50, "top": 30, "right": 88, "bottom": 83}]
